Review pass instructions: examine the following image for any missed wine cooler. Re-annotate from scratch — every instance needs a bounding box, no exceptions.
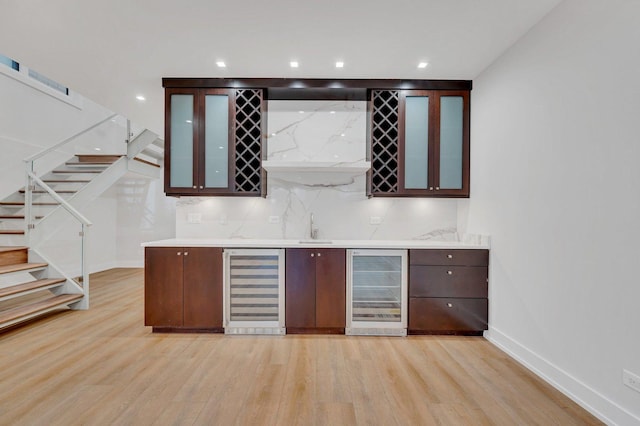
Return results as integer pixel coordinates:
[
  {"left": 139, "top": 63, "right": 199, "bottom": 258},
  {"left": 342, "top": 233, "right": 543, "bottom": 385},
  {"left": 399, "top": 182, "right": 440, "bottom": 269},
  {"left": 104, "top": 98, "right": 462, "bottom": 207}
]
[
  {"left": 223, "top": 249, "right": 285, "bottom": 335},
  {"left": 346, "top": 249, "right": 408, "bottom": 336}
]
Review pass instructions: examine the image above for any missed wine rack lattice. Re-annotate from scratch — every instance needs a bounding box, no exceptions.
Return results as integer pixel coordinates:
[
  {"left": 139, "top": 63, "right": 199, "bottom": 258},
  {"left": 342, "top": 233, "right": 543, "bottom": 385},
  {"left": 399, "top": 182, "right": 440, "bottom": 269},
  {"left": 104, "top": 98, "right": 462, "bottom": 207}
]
[
  {"left": 371, "top": 90, "right": 399, "bottom": 193},
  {"left": 234, "top": 89, "right": 263, "bottom": 193}
]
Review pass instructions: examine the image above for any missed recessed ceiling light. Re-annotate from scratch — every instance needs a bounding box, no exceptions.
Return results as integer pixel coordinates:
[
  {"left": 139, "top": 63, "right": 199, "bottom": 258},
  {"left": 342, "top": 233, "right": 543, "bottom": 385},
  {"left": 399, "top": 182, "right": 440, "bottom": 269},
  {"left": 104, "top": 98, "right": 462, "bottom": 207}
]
[
  {"left": 418, "top": 62, "right": 428, "bottom": 69},
  {"left": 330, "top": 111, "right": 336, "bottom": 114},
  {"left": 94, "top": 147, "right": 102, "bottom": 151},
  {"left": 290, "top": 61, "right": 299, "bottom": 68},
  {"left": 271, "top": 133, "right": 276, "bottom": 136},
  {"left": 299, "top": 110, "right": 304, "bottom": 114},
  {"left": 335, "top": 61, "right": 344, "bottom": 68},
  {"left": 136, "top": 94, "right": 146, "bottom": 101},
  {"left": 216, "top": 61, "right": 226, "bottom": 68}
]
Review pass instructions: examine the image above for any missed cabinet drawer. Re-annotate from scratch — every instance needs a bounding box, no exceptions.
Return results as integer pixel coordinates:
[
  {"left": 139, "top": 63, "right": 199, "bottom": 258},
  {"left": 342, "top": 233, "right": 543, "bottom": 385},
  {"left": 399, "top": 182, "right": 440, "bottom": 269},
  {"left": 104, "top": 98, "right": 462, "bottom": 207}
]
[
  {"left": 409, "top": 298, "right": 487, "bottom": 332},
  {"left": 409, "top": 265, "right": 487, "bottom": 298},
  {"left": 409, "top": 249, "right": 488, "bottom": 266}
]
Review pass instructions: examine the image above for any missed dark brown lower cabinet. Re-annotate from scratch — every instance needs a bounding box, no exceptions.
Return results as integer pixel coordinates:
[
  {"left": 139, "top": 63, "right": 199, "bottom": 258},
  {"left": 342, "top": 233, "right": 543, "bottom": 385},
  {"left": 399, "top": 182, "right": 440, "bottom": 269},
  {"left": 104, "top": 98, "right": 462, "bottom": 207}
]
[
  {"left": 408, "top": 249, "right": 489, "bottom": 335},
  {"left": 285, "top": 248, "right": 346, "bottom": 333},
  {"left": 409, "top": 298, "right": 488, "bottom": 333},
  {"left": 145, "top": 247, "right": 223, "bottom": 332}
]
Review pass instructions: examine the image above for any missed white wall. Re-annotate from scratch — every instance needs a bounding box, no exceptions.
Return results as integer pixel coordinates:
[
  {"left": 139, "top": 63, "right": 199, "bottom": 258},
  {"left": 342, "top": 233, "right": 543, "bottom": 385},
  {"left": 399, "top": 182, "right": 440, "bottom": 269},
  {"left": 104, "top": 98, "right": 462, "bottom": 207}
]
[
  {"left": 177, "top": 100, "right": 461, "bottom": 241},
  {"left": 0, "top": 62, "right": 173, "bottom": 271},
  {"left": 463, "top": 1, "right": 640, "bottom": 424},
  {"left": 116, "top": 177, "right": 176, "bottom": 267}
]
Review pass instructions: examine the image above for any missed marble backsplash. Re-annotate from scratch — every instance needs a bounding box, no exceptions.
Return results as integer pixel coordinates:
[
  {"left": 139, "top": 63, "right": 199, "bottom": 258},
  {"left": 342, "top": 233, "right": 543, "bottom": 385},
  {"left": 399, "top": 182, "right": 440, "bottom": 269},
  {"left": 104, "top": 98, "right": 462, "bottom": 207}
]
[{"left": 175, "top": 100, "right": 460, "bottom": 241}]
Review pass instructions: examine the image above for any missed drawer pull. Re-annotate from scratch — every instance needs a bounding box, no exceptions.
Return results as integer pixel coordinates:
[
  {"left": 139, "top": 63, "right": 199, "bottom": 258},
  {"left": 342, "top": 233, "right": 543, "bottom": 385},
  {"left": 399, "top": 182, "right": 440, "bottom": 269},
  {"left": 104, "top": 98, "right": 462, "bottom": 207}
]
[
  {"left": 177, "top": 252, "right": 182, "bottom": 256},
  {"left": 317, "top": 253, "right": 321, "bottom": 257},
  {"left": 447, "top": 270, "right": 453, "bottom": 275},
  {"left": 311, "top": 253, "right": 314, "bottom": 257},
  {"left": 447, "top": 254, "right": 453, "bottom": 259},
  {"left": 447, "top": 303, "right": 453, "bottom": 308},
  {"left": 184, "top": 252, "right": 189, "bottom": 256}
]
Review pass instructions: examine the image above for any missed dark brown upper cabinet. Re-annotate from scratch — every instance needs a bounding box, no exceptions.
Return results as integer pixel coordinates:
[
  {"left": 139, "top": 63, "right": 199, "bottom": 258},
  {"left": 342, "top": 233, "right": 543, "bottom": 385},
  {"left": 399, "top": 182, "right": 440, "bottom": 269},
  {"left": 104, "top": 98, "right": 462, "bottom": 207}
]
[
  {"left": 368, "top": 89, "right": 470, "bottom": 198},
  {"left": 164, "top": 87, "right": 266, "bottom": 196}
]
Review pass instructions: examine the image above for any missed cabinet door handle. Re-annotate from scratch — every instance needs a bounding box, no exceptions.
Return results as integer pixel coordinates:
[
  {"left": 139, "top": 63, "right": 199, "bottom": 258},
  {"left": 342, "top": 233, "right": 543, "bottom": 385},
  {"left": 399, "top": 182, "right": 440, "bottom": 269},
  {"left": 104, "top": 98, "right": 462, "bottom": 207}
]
[
  {"left": 447, "top": 270, "right": 453, "bottom": 275},
  {"left": 447, "top": 303, "right": 453, "bottom": 308},
  {"left": 447, "top": 254, "right": 453, "bottom": 259},
  {"left": 192, "top": 186, "right": 196, "bottom": 189},
  {"left": 436, "top": 187, "right": 440, "bottom": 190},
  {"left": 199, "top": 186, "right": 203, "bottom": 189},
  {"left": 429, "top": 187, "right": 434, "bottom": 190},
  {"left": 184, "top": 252, "right": 189, "bottom": 256},
  {"left": 317, "top": 253, "right": 321, "bottom": 257},
  {"left": 311, "top": 253, "right": 314, "bottom": 257},
  {"left": 177, "top": 252, "right": 182, "bottom": 256}
]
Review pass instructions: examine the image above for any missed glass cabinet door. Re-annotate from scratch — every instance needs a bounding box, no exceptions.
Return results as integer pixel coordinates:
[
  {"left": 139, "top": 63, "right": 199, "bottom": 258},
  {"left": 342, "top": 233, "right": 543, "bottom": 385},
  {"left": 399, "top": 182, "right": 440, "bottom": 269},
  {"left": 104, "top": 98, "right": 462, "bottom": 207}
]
[
  {"left": 439, "top": 96, "right": 464, "bottom": 190},
  {"left": 169, "top": 93, "right": 194, "bottom": 189},
  {"left": 204, "top": 93, "right": 231, "bottom": 189},
  {"left": 404, "top": 95, "right": 429, "bottom": 190}
]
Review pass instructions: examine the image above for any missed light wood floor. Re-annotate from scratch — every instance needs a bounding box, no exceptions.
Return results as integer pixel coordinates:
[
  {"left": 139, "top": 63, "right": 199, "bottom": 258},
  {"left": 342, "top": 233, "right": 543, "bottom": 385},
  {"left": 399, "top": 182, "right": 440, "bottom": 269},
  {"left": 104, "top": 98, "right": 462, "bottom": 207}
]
[{"left": 0, "top": 268, "right": 601, "bottom": 426}]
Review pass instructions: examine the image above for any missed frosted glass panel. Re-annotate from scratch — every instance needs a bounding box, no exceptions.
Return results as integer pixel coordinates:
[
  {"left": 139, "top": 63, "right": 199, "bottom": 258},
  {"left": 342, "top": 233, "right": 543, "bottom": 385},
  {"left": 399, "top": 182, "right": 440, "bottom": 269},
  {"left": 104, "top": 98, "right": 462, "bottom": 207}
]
[
  {"left": 170, "top": 95, "right": 194, "bottom": 188},
  {"left": 204, "top": 95, "right": 229, "bottom": 188},
  {"left": 440, "top": 96, "right": 463, "bottom": 189},
  {"left": 404, "top": 96, "right": 429, "bottom": 189}
]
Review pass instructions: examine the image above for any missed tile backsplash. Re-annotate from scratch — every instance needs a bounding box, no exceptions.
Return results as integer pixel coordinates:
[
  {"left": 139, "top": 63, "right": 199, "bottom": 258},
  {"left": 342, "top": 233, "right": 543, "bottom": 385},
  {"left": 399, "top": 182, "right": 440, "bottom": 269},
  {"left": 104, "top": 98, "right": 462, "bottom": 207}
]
[{"left": 175, "top": 100, "right": 459, "bottom": 240}]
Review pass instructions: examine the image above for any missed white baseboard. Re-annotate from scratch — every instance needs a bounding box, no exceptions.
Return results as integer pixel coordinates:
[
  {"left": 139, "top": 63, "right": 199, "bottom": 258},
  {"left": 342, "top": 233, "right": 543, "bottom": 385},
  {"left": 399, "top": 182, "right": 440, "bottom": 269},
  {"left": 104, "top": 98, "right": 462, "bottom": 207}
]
[
  {"left": 115, "top": 260, "right": 143, "bottom": 268},
  {"left": 88, "top": 261, "right": 118, "bottom": 274},
  {"left": 485, "top": 327, "right": 640, "bottom": 426}
]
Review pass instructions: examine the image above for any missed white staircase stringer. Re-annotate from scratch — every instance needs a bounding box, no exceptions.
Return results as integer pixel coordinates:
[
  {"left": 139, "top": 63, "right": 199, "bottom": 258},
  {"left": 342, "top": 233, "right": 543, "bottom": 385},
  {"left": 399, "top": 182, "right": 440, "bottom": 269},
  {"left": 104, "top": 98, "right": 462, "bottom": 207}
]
[
  {"left": 28, "top": 248, "right": 86, "bottom": 309},
  {"left": 127, "top": 158, "right": 161, "bottom": 179},
  {"left": 30, "top": 158, "right": 127, "bottom": 246},
  {"left": 127, "top": 129, "right": 161, "bottom": 159}
]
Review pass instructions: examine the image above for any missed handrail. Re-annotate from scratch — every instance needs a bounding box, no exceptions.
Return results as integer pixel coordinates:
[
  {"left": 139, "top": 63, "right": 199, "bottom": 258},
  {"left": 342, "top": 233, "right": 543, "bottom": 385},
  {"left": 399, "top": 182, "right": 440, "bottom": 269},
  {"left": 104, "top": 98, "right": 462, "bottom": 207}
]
[
  {"left": 24, "top": 113, "right": 118, "bottom": 163},
  {"left": 26, "top": 171, "right": 93, "bottom": 226}
]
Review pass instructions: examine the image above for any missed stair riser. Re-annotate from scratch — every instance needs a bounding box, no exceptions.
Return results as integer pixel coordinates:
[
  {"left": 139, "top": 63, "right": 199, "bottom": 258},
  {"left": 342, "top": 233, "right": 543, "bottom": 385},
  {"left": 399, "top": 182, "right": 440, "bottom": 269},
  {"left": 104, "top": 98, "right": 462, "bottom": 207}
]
[{"left": 0, "top": 249, "right": 28, "bottom": 267}]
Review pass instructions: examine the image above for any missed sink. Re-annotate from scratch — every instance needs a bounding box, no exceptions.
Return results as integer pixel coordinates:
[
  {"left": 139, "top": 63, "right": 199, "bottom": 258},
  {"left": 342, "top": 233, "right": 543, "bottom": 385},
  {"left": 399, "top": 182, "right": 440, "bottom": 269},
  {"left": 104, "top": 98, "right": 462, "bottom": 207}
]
[{"left": 298, "top": 239, "right": 333, "bottom": 244}]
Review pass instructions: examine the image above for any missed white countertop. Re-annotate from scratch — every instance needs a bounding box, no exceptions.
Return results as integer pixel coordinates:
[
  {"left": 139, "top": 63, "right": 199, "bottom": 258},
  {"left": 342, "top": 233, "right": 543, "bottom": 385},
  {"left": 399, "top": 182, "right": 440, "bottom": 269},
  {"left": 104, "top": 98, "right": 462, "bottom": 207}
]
[{"left": 142, "top": 236, "right": 490, "bottom": 250}]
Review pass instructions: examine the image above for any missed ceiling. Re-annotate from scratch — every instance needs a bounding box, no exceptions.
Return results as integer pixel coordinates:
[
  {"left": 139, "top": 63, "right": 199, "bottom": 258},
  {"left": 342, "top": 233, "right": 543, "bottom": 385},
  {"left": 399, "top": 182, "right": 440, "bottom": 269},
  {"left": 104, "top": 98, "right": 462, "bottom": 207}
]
[{"left": 1, "top": 0, "right": 561, "bottom": 135}]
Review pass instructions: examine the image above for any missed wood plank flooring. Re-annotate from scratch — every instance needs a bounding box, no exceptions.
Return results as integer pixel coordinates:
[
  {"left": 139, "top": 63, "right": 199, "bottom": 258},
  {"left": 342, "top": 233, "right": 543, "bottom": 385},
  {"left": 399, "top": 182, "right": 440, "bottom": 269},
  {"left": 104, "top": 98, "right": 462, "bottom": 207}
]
[{"left": 0, "top": 268, "right": 602, "bottom": 426}]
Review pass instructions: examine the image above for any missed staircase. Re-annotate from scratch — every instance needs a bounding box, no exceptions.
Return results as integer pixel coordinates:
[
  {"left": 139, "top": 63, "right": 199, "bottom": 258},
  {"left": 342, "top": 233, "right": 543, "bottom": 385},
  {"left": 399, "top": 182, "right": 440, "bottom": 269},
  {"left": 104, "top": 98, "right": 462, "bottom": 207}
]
[
  {"left": 0, "top": 246, "right": 83, "bottom": 330},
  {"left": 0, "top": 118, "right": 163, "bottom": 331}
]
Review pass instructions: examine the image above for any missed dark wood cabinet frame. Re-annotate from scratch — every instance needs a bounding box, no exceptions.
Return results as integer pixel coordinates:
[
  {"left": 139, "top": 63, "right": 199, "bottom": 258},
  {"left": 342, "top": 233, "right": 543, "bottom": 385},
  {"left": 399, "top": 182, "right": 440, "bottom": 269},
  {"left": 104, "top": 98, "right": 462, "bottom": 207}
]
[
  {"left": 163, "top": 78, "right": 472, "bottom": 198},
  {"left": 163, "top": 78, "right": 472, "bottom": 101},
  {"left": 164, "top": 88, "right": 237, "bottom": 196},
  {"left": 375, "top": 90, "right": 470, "bottom": 198}
]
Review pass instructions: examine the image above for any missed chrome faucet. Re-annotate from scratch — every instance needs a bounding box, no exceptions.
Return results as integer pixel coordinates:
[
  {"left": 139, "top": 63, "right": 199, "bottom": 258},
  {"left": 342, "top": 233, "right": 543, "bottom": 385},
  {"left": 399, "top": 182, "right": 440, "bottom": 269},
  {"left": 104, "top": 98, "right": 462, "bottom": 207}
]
[{"left": 310, "top": 213, "right": 318, "bottom": 240}]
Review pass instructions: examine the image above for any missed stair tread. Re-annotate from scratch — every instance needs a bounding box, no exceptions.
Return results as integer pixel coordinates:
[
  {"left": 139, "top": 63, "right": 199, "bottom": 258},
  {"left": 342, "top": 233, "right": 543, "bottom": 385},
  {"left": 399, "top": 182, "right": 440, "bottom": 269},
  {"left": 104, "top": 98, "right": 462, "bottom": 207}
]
[
  {"left": 75, "top": 155, "right": 122, "bottom": 162},
  {"left": 0, "top": 202, "right": 59, "bottom": 206},
  {"left": 0, "top": 230, "right": 24, "bottom": 235},
  {"left": 0, "top": 262, "right": 48, "bottom": 275},
  {"left": 52, "top": 170, "right": 102, "bottom": 174},
  {"left": 65, "top": 162, "right": 110, "bottom": 166},
  {"left": 0, "top": 278, "right": 66, "bottom": 298},
  {"left": 133, "top": 157, "right": 161, "bottom": 168},
  {"left": 0, "top": 293, "right": 83, "bottom": 325},
  {"left": 0, "top": 215, "right": 43, "bottom": 219},
  {"left": 0, "top": 246, "right": 28, "bottom": 253},
  {"left": 42, "top": 180, "right": 91, "bottom": 183},
  {"left": 19, "top": 190, "right": 76, "bottom": 194}
]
